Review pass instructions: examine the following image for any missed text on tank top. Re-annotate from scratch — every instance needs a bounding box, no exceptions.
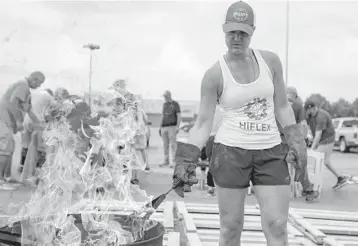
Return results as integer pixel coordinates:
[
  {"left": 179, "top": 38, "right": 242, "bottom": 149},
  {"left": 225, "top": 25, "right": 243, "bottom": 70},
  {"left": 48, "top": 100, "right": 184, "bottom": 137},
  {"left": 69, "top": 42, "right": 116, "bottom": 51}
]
[{"left": 214, "top": 49, "right": 282, "bottom": 150}]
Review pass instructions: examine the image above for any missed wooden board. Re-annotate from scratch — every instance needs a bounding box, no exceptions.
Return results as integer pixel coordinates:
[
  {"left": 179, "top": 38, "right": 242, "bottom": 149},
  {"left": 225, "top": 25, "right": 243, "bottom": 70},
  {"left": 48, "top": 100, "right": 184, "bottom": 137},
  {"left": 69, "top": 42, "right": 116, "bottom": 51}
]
[
  {"left": 292, "top": 208, "right": 358, "bottom": 222},
  {"left": 176, "top": 201, "right": 197, "bottom": 233},
  {"left": 166, "top": 232, "right": 180, "bottom": 246},
  {"left": 184, "top": 203, "right": 260, "bottom": 215},
  {"left": 152, "top": 202, "right": 175, "bottom": 246},
  {"left": 163, "top": 201, "right": 174, "bottom": 232},
  {"left": 196, "top": 229, "right": 307, "bottom": 246},
  {"left": 326, "top": 235, "right": 358, "bottom": 246},
  {"left": 179, "top": 202, "right": 305, "bottom": 246},
  {"left": 292, "top": 207, "right": 358, "bottom": 246},
  {"left": 289, "top": 208, "right": 326, "bottom": 245}
]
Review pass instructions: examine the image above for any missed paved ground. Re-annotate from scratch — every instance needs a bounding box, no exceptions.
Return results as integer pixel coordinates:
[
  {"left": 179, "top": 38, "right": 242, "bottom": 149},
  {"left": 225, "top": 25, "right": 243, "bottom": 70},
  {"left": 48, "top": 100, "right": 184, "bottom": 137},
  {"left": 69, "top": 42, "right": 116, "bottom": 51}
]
[{"left": 1, "top": 128, "right": 358, "bottom": 215}]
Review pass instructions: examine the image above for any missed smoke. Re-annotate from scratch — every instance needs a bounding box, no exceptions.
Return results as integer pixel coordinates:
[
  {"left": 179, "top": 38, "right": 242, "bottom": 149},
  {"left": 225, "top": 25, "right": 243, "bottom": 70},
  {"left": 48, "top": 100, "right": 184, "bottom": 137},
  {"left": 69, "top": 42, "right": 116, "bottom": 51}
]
[{"left": 3, "top": 88, "right": 156, "bottom": 245}]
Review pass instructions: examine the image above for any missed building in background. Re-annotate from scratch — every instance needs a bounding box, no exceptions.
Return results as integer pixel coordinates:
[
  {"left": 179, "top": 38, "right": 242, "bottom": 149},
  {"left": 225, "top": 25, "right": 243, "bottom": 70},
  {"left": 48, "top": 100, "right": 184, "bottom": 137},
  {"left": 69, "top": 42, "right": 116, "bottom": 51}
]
[{"left": 85, "top": 89, "right": 199, "bottom": 127}]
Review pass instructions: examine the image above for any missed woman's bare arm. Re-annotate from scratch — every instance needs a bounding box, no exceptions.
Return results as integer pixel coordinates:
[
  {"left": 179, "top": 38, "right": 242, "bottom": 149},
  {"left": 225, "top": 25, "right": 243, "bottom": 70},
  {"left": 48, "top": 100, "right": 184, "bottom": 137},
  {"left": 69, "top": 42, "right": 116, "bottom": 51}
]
[{"left": 186, "top": 65, "right": 221, "bottom": 149}]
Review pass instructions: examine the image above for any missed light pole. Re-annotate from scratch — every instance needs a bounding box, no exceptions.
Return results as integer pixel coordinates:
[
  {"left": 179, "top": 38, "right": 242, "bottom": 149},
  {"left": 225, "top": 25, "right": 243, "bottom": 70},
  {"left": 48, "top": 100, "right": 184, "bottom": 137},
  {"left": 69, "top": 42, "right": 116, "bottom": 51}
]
[
  {"left": 285, "top": 0, "right": 290, "bottom": 85},
  {"left": 83, "top": 43, "right": 100, "bottom": 107}
]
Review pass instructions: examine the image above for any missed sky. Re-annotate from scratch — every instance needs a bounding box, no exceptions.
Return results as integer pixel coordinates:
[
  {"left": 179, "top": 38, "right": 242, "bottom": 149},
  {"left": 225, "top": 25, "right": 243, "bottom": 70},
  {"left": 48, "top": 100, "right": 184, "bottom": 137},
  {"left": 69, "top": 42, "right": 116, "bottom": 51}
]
[{"left": 0, "top": 0, "right": 357, "bottom": 103}]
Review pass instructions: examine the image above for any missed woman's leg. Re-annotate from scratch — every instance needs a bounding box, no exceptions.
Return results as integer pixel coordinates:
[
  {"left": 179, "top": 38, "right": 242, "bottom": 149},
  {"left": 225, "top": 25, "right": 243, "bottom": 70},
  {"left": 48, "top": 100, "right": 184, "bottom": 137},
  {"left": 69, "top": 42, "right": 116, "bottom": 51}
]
[
  {"left": 251, "top": 144, "right": 291, "bottom": 246},
  {"left": 209, "top": 142, "right": 253, "bottom": 246},
  {"left": 217, "top": 186, "right": 247, "bottom": 246},
  {"left": 255, "top": 186, "right": 291, "bottom": 246}
]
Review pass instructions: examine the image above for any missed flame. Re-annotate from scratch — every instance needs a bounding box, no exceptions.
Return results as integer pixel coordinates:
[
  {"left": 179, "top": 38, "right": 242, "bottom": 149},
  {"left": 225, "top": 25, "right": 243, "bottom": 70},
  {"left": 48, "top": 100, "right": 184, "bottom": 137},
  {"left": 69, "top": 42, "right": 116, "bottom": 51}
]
[{"left": 3, "top": 89, "right": 156, "bottom": 245}]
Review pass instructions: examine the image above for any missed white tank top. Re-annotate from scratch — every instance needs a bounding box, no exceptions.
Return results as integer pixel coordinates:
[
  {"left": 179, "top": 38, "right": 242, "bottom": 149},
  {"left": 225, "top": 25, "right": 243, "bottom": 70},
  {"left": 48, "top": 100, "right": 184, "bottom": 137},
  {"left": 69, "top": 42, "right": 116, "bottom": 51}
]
[{"left": 214, "top": 50, "right": 282, "bottom": 150}]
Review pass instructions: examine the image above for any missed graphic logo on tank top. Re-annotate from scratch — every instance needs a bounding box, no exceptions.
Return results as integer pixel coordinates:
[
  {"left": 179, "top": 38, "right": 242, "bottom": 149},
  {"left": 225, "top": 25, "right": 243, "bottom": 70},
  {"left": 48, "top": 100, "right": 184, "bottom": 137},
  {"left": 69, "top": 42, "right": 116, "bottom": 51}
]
[
  {"left": 239, "top": 98, "right": 271, "bottom": 132},
  {"left": 244, "top": 98, "right": 268, "bottom": 120}
]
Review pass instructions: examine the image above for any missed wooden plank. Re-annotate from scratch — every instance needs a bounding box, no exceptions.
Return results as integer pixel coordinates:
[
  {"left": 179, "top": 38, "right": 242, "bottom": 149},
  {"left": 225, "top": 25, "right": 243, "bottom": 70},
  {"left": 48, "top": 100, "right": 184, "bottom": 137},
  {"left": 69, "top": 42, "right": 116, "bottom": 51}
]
[
  {"left": 292, "top": 208, "right": 358, "bottom": 222},
  {"left": 184, "top": 203, "right": 256, "bottom": 210},
  {"left": 306, "top": 218, "right": 358, "bottom": 228},
  {"left": 198, "top": 229, "right": 298, "bottom": 239},
  {"left": 289, "top": 210, "right": 326, "bottom": 238},
  {"left": 329, "top": 234, "right": 358, "bottom": 246},
  {"left": 201, "top": 243, "right": 266, "bottom": 246},
  {"left": 176, "top": 201, "right": 197, "bottom": 233},
  {"left": 293, "top": 211, "right": 358, "bottom": 236},
  {"left": 289, "top": 209, "right": 326, "bottom": 244},
  {"left": 195, "top": 220, "right": 262, "bottom": 230},
  {"left": 198, "top": 235, "right": 302, "bottom": 245},
  {"left": 313, "top": 225, "right": 358, "bottom": 236},
  {"left": 196, "top": 229, "right": 303, "bottom": 245},
  {"left": 323, "top": 237, "right": 345, "bottom": 246},
  {"left": 185, "top": 203, "right": 306, "bottom": 245},
  {"left": 199, "top": 237, "right": 302, "bottom": 245},
  {"left": 191, "top": 212, "right": 305, "bottom": 239},
  {"left": 187, "top": 233, "right": 203, "bottom": 246},
  {"left": 185, "top": 206, "right": 260, "bottom": 216},
  {"left": 166, "top": 232, "right": 180, "bottom": 246},
  {"left": 163, "top": 201, "right": 174, "bottom": 231},
  {"left": 287, "top": 223, "right": 305, "bottom": 238},
  {"left": 329, "top": 239, "right": 358, "bottom": 246},
  {"left": 254, "top": 204, "right": 304, "bottom": 239},
  {"left": 191, "top": 213, "right": 261, "bottom": 222}
]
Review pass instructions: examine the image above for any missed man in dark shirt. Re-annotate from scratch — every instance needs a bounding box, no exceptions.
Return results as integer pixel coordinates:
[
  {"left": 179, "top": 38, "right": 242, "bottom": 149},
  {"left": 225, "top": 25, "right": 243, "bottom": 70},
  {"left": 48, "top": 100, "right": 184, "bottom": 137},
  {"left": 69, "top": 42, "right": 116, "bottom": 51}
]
[
  {"left": 305, "top": 100, "right": 349, "bottom": 190},
  {"left": 287, "top": 87, "right": 319, "bottom": 201},
  {"left": 159, "top": 90, "right": 181, "bottom": 168}
]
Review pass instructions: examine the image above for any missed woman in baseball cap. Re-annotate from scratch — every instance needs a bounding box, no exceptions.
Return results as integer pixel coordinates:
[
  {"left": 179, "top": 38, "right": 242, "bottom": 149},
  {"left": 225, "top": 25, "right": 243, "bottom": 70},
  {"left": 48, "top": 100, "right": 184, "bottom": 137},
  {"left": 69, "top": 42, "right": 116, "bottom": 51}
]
[
  {"left": 172, "top": 1, "right": 306, "bottom": 246},
  {"left": 222, "top": 1, "right": 256, "bottom": 35}
]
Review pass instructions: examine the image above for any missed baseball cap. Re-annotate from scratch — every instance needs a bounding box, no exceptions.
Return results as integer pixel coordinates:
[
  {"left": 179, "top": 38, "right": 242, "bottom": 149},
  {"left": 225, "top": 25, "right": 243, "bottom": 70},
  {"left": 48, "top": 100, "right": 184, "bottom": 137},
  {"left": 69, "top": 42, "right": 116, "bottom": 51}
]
[
  {"left": 304, "top": 100, "right": 316, "bottom": 110},
  {"left": 223, "top": 1, "right": 256, "bottom": 35}
]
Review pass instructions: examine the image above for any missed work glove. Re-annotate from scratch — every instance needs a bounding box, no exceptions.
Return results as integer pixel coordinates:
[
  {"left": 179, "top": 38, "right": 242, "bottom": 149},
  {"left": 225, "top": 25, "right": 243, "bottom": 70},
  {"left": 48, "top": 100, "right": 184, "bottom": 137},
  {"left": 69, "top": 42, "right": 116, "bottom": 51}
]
[
  {"left": 283, "top": 124, "right": 307, "bottom": 181},
  {"left": 172, "top": 142, "right": 200, "bottom": 198}
]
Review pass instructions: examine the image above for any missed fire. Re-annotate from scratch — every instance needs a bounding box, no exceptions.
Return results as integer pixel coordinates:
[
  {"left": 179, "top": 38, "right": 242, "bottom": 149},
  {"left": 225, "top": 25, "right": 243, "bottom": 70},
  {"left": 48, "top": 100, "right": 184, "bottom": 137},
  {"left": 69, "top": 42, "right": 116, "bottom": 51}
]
[{"left": 3, "top": 89, "right": 156, "bottom": 245}]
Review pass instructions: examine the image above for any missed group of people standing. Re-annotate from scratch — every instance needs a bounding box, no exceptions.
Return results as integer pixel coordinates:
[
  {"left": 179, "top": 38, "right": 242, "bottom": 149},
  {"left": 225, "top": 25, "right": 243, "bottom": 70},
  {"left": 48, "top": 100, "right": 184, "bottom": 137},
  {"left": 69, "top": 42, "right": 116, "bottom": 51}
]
[{"left": 0, "top": 74, "right": 150, "bottom": 190}]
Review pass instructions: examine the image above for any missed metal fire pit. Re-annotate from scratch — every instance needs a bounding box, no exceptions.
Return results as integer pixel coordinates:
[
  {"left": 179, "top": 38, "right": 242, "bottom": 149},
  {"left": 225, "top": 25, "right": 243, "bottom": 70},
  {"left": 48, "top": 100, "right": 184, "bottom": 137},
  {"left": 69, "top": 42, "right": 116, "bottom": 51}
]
[{"left": 0, "top": 214, "right": 164, "bottom": 246}]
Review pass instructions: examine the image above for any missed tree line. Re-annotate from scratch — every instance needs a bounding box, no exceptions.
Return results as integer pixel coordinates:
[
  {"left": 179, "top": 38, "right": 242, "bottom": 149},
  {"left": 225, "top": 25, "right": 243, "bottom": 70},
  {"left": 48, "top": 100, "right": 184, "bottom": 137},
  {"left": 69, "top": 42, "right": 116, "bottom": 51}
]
[{"left": 303, "top": 94, "right": 358, "bottom": 118}]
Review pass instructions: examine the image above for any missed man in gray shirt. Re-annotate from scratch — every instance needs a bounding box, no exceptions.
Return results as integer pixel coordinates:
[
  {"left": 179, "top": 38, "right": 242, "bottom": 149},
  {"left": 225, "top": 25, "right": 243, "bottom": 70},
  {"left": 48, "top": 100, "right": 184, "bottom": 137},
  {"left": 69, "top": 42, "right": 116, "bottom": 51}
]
[{"left": 159, "top": 90, "right": 181, "bottom": 167}]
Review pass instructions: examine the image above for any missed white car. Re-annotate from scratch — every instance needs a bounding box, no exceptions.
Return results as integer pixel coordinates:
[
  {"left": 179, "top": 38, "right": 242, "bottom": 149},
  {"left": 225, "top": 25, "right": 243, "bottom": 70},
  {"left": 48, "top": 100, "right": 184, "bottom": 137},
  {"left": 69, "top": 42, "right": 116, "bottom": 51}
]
[{"left": 332, "top": 117, "right": 358, "bottom": 152}]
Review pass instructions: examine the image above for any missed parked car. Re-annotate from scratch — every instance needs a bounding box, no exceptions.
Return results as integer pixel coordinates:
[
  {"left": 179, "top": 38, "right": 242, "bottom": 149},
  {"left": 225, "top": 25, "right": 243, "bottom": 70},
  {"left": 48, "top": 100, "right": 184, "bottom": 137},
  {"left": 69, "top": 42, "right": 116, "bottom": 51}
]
[{"left": 332, "top": 117, "right": 358, "bottom": 152}]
